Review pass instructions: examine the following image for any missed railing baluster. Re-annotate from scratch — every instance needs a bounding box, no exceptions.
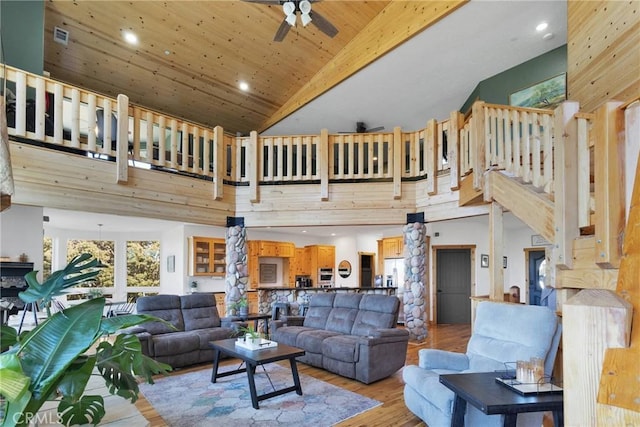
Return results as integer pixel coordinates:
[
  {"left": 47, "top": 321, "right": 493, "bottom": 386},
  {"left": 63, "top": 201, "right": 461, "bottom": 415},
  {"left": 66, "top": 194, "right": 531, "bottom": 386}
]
[
  {"left": 170, "top": 119, "right": 178, "bottom": 169},
  {"left": 158, "top": 116, "right": 166, "bottom": 166},
  {"left": 87, "top": 94, "right": 97, "bottom": 152},
  {"left": 203, "top": 128, "right": 210, "bottom": 176},
  {"left": 532, "top": 112, "right": 542, "bottom": 187},
  {"left": 146, "top": 111, "right": 154, "bottom": 164},
  {"left": 542, "top": 113, "right": 553, "bottom": 194},
  {"left": 34, "top": 78, "right": 46, "bottom": 140},
  {"left": 192, "top": 126, "right": 200, "bottom": 174},
  {"left": 522, "top": 112, "right": 531, "bottom": 183}
]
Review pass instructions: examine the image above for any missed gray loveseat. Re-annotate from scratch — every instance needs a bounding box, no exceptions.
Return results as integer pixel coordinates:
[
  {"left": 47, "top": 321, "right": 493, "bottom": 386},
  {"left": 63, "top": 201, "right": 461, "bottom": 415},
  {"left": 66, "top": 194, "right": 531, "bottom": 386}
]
[
  {"left": 126, "top": 293, "right": 241, "bottom": 368},
  {"left": 271, "top": 292, "right": 409, "bottom": 384}
]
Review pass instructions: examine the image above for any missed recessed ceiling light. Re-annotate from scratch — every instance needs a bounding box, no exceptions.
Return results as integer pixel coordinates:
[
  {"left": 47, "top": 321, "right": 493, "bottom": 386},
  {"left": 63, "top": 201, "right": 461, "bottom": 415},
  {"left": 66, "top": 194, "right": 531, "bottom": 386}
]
[
  {"left": 239, "top": 81, "right": 249, "bottom": 91},
  {"left": 164, "top": 50, "right": 171, "bottom": 55},
  {"left": 123, "top": 31, "right": 138, "bottom": 45},
  {"left": 302, "top": 230, "right": 307, "bottom": 233},
  {"left": 543, "top": 32, "right": 554, "bottom": 40},
  {"left": 331, "top": 233, "right": 336, "bottom": 237},
  {"left": 536, "top": 22, "right": 548, "bottom": 32}
]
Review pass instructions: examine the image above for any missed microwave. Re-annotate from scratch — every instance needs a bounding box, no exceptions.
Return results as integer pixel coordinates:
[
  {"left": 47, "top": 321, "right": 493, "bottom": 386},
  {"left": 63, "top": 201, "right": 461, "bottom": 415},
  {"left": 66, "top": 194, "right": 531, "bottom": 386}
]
[{"left": 318, "top": 268, "right": 334, "bottom": 286}]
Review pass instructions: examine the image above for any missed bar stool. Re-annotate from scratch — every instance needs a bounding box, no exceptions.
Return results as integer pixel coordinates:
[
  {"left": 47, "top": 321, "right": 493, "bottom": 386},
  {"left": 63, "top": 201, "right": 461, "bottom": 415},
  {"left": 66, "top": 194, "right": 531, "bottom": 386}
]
[
  {"left": 271, "top": 302, "right": 290, "bottom": 320},
  {"left": 298, "top": 303, "right": 309, "bottom": 317}
]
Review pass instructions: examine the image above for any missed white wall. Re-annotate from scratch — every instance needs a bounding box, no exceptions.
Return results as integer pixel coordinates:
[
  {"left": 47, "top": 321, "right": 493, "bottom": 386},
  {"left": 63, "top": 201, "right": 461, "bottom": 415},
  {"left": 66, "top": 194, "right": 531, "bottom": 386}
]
[
  {"left": 0, "top": 205, "right": 44, "bottom": 279},
  {"left": 161, "top": 224, "right": 186, "bottom": 295}
]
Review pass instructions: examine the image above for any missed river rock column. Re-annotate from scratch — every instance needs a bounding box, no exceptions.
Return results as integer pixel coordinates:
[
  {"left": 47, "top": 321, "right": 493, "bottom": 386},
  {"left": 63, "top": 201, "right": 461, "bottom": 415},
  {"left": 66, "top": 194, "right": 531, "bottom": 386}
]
[
  {"left": 225, "top": 217, "right": 248, "bottom": 317},
  {"left": 403, "top": 216, "right": 428, "bottom": 341}
]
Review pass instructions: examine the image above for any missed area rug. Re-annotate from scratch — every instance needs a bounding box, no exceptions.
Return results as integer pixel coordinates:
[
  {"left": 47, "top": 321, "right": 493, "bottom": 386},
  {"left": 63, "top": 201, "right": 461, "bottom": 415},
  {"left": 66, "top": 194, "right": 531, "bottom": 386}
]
[{"left": 139, "top": 363, "right": 381, "bottom": 426}]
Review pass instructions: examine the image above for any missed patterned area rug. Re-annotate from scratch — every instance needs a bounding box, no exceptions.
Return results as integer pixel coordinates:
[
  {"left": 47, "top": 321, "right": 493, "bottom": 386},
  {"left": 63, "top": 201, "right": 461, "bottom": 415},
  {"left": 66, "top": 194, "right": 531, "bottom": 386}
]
[{"left": 139, "top": 362, "right": 381, "bottom": 426}]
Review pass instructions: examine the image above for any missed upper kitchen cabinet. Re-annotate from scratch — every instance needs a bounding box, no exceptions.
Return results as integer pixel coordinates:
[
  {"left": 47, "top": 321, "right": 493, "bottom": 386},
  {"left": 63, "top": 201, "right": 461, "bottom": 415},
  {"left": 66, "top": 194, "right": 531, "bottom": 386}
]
[
  {"left": 381, "top": 236, "right": 404, "bottom": 259},
  {"left": 257, "top": 241, "right": 295, "bottom": 258},
  {"left": 188, "top": 237, "right": 226, "bottom": 276},
  {"left": 307, "top": 245, "right": 336, "bottom": 269}
]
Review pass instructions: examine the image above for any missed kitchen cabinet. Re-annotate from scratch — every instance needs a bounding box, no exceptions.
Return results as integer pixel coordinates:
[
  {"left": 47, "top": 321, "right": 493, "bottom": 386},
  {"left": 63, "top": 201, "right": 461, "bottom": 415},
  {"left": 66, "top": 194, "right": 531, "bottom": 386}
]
[
  {"left": 382, "top": 236, "right": 404, "bottom": 259},
  {"left": 247, "top": 240, "right": 295, "bottom": 288},
  {"left": 189, "top": 237, "right": 226, "bottom": 276},
  {"left": 289, "top": 247, "right": 309, "bottom": 284},
  {"left": 256, "top": 240, "right": 294, "bottom": 257},
  {"left": 306, "top": 245, "right": 335, "bottom": 285}
]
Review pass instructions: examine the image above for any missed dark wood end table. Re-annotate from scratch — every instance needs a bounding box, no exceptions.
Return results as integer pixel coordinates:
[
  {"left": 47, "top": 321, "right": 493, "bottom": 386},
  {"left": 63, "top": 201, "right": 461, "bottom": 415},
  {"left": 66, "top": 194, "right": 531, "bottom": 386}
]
[
  {"left": 209, "top": 338, "right": 305, "bottom": 409},
  {"left": 439, "top": 372, "right": 563, "bottom": 427}
]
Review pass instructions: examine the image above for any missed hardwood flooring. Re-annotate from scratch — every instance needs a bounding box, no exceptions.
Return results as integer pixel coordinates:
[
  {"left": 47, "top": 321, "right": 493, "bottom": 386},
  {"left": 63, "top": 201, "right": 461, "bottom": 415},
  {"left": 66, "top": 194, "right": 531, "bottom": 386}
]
[{"left": 135, "top": 323, "right": 472, "bottom": 427}]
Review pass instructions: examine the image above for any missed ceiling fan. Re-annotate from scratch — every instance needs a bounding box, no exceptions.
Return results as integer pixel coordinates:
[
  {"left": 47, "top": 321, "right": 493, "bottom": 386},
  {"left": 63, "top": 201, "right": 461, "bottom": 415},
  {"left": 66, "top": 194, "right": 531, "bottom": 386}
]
[
  {"left": 245, "top": 0, "right": 338, "bottom": 42},
  {"left": 339, "top": 122, "right": 385, "bottom": 134}
]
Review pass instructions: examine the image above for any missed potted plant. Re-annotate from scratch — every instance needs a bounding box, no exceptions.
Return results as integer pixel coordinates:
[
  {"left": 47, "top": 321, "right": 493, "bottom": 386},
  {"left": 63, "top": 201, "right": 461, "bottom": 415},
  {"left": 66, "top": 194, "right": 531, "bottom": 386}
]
[
  {"left": 230, "top": 297, "right": 249, "bottom": 317},
  {"left": 0, "top": 254, "right": 172, "bottom": 427},
  {"left": 238, "top": 324, "right": 260, "bottom": 343}
]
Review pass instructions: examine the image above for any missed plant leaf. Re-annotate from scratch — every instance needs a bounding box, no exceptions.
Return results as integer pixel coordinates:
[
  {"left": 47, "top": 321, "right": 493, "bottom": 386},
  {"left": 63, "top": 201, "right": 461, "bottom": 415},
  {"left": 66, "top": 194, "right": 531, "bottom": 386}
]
[
  {"left": 56, "top": 355, "right": 96, "bottom": 402},
  {"left": 0, "top": 325, "right": 18, "bottom": 352},
  {"left": 99, "top": 314, "right": 174, "bottom": 335},
  {"left": 19, "top": 254, "right": 99, "bottom": 306},
  {"left": 18, "top": 298, "right": 104, "bottom": 401},
  {"left": 58, "top": 395, "right": 105, "bottom": 426},
  {"left": 0, "top": 354, "right": 30, "bottom": 402}
]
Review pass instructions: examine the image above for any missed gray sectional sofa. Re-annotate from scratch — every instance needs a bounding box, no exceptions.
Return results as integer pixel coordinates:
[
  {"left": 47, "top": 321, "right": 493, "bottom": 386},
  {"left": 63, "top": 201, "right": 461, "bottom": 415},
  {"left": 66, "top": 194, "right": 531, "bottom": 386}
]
[
  {"left": 271, "top": 292, "right": 410, "bottom": 384},
  {"left": 125, "top": 293, "right": 241, "bottom": 368}
]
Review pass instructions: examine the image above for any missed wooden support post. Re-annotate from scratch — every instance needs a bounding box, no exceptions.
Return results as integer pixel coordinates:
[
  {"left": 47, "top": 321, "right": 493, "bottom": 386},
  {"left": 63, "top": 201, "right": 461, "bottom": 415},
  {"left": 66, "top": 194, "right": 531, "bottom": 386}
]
[
  {"left": 553, "top": 101, "right": 580, "bottom": 269},
  {"left": 115, "top": 94, "right": 129, "bottom": 184},
  {"left": 248, "top": 130, "right": 258, "bottom": 203},
  {"left": 393, "top": 126, "right": 402, "bottom": 200},
  {"left": 449, "top": 111, "right": 463, "bottom": 191},
  {"left": 563, "top": 290, "right": 632, "bottom": 426},
  {"left": 34, "top": 78, "right": 46, "bottom": 140},
  {"left": 489, "top": 201, "right": 504, "bottom": 301},
  {"left": 472, "top": 101, "right": 486, "bottom": 190},
  {"left": 594, "top": 101, "right": 625, "bottom": 268},
  {"left": 213, "top": 126, "right": 224, "bottom": 200},
  {"left": 426, "top": 119, "right": 438, "bottom": 196},
  {"left": 320, "top": 129, "right": 329, "bottom": 201}
]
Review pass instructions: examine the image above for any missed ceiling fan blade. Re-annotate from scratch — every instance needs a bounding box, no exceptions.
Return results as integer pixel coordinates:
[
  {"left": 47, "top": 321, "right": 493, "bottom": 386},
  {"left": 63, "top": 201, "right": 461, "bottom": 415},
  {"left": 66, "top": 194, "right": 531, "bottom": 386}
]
[
  {"left": 273, "top": 19, "right": 291, "bottom": 42},
  {"left": 309, "top": 10, "right": 338, "bottom": 38},
  {"left": 366, "top": 126, "right": 385, "bottom": 133},
  {"left": 242, "top": 0, "right": 281, "bottom": 4}
]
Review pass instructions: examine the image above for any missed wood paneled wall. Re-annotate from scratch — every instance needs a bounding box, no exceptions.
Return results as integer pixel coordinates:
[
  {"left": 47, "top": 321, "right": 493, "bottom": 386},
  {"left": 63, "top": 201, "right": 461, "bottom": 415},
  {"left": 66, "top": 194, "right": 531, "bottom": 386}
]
[{"left": 567, "top": 1, "right": 640, "bottom": 112}]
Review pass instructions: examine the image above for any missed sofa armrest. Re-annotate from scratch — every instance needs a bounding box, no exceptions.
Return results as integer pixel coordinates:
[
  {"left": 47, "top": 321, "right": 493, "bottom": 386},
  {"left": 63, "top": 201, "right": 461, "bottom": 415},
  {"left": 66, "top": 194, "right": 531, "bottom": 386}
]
[
  {"left": 418, "top": 349, "right": 469, "bottom": 371},
  {"left": 220, "top": 317, "right": 248, "bottom": 332},
  {"left": 120, "top": 330, "right": 153, "bottom": 356},
  {"left": 281, "top": 315, "right": 305, "bottom": 326},
  {"left": 357, "top": 328, "right": 409, "bottom": 345}
]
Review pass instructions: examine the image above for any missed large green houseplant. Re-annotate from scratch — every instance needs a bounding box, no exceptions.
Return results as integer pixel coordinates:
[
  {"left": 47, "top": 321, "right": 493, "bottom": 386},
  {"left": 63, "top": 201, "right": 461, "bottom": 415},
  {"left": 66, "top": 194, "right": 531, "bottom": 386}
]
[{"left": 0, "top": 254, "right": 172, "bottom": 426}]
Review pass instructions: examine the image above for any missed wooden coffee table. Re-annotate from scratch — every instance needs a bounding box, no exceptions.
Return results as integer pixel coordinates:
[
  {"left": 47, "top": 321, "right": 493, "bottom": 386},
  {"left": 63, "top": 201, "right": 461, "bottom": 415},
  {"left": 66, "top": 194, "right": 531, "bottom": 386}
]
[{"left": 209, "top": 338, "right": 305, "bottom": 409}]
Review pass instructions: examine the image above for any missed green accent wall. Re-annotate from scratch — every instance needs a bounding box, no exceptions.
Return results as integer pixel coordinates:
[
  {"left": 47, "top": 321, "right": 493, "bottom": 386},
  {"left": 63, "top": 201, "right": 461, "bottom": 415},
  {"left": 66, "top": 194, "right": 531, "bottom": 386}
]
[
  {"left": 0, "top": 0, "right": 44, "bottom": 75},
  {"left": 461, "top": 45, "right": 567, "bottom": 114}
]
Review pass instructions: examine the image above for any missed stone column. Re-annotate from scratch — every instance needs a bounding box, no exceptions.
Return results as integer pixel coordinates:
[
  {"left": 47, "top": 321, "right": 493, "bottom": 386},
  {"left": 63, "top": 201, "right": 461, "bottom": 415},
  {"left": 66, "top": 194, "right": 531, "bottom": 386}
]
[
  {"left": 403, "top": 213, "right": 428, "bottom": 341},
  {"left": 225, "top": 216, "right": 248, "bottom": 317}
]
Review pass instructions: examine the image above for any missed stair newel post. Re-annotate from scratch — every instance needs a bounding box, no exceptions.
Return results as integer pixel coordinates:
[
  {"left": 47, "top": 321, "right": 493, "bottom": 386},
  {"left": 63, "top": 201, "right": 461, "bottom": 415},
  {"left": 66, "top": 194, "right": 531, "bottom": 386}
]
[
  {"left": 403, "top": 213, "right": 428, "bottom": 341},
  {"left": 225, "top": 216, "right": 248, "bottom": 317},
  {"left": 471, "top": 101, "right": 486, "bottom": 191}
]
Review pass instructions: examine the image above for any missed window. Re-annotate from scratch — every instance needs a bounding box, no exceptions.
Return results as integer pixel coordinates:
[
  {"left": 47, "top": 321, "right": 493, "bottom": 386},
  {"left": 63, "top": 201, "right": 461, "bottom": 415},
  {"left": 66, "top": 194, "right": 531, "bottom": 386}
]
[
  {"left": 126, "top": 241, "right": 160, "bottom": 287},
  {"left": 67, "top": 239, "right": 115, "bottom": 289},
  {"left": 43, "top": 236, "right": 52, "bottom": 281}
]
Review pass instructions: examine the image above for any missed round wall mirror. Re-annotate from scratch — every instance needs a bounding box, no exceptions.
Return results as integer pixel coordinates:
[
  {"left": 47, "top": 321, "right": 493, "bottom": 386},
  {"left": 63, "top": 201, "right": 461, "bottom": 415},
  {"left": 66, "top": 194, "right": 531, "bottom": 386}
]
[{"left": 338, "top": 260, "right": 352, "bottom": 278}]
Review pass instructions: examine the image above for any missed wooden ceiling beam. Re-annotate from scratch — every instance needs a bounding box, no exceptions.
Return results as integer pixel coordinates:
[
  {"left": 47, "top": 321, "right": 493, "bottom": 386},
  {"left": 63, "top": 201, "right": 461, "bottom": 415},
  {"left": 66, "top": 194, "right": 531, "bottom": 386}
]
[{"left": 259, "top": 0, "right": 468, "bottom": 132}]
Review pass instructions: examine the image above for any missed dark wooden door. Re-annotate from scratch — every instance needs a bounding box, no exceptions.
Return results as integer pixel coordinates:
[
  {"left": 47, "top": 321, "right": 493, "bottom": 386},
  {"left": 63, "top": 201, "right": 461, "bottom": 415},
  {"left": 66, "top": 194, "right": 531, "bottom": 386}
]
[
  {"left": 528, "top": 250, "right": 546, "bottom": 305},
  {"left": 436, "top": 248, "right": 471, "bottom": 324}
]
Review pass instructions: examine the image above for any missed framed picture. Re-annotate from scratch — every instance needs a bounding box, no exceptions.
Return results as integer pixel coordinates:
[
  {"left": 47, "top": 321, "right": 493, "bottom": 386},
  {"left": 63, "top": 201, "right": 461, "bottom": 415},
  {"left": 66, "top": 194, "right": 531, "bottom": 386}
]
[
  {"left": 531, "top": 234, "right": 550, "bottom": 246},
  {"left": 509, "top": 73, "right": 566, "bottom": 109},
  {"left": 260, "top": 263, "right": 277, "bottom": 283},
  {"left": 503, "top": 256, "right": 508, "bottom": 269},
  {"left": 480, "top": 254, "right": 489, "bottom": 268}
]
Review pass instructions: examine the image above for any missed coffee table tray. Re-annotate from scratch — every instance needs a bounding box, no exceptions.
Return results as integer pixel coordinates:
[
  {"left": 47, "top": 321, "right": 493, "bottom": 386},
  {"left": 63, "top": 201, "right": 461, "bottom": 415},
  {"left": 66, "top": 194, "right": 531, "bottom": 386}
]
[
  {"left": 235, "top": 338, "right": 278, "bottom": 350},
  {"left": 495, "top": 377, "right": 563, "bottom": 395}
]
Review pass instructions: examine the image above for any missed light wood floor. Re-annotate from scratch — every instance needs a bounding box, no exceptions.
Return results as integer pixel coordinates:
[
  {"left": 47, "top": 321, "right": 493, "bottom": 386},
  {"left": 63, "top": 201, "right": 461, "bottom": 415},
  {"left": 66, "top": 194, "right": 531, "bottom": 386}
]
[{"left": 135, "top": 323, "right": 472, "bottom": 427}]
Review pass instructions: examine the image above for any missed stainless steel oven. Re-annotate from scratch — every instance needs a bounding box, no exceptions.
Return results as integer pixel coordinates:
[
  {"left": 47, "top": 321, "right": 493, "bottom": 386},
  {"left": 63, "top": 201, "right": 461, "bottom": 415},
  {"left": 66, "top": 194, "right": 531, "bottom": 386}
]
[{"left": 318, "top": 268, "right": 334, "bottom": 287}]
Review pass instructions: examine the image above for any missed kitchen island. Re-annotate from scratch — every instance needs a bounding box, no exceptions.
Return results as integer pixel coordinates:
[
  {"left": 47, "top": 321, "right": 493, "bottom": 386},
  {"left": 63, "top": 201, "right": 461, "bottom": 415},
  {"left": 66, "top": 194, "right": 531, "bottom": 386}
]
[{"left": 256, "top": 286, "right": 398, "bottom": 316}]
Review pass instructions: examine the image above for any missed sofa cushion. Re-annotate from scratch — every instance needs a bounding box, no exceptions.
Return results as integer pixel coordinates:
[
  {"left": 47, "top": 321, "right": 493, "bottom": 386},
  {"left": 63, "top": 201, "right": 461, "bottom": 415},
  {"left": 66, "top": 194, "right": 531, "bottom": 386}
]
[
  {"left": 402, "top": 365, "right": 455, "bottom": 416},
  {"left": 296, "top": 329, "right": 342, "bottom": 354},
  {"left": 137, "top": 295, "right": 185, "bottom": 334},
  {"left": 272, "top": 326, "right": 314, "bottom": 347},
  {"left": 151, "top": 331, "right": 199, "bottom": 357},
  {"left": 302, "top": 293, "right": 336, "bottom": 329},
  {"left": 186, "top": 328, "right": 234, "bottom": 350},
  {"left": 351, "top": 294, "right": 399, "bottom": 335},
  {"left": 322, "top": 334, "right": 360, "bottom": 363},
  {"left": 180, "top": 293, "right": 222, "bottom": 330},
  {"left": 324, "top": 294, "right": 362, "bottom": 334}
]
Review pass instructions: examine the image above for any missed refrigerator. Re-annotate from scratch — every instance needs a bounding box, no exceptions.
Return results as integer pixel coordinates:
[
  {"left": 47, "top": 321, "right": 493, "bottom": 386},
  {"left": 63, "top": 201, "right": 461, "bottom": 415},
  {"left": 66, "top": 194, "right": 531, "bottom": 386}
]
[{"left": 384, "top": 258, "right": 405, "bottom": 324}]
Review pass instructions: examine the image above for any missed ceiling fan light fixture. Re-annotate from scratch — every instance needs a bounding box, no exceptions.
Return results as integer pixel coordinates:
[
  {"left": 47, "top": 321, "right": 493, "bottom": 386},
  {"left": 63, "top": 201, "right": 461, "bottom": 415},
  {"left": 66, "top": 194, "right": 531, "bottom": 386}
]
[
  {"left": 282, "top": 1, "right": 295, "bottom": 15},
  {"left": 300, "top": 13, "right": 312, "bottom": 27},
  {"left": 285, "top": 12, "right": 297, "bottom": 27},
  {"left": 299, "top": 0, "right": 312, "bottom": 14}
]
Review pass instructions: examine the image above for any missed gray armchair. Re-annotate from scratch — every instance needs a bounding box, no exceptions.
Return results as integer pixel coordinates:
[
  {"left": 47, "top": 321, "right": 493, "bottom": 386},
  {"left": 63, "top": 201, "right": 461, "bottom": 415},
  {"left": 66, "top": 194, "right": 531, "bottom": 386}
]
[{"left": 403, "top": 301, "right": 562, "bottom": 427}]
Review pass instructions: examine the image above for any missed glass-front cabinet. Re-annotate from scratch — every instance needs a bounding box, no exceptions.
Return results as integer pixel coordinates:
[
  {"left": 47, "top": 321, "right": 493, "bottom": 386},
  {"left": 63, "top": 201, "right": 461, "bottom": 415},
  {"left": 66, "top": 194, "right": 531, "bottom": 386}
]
[{"left": 189, "top": 237, "right": 226, "bottom": 276}]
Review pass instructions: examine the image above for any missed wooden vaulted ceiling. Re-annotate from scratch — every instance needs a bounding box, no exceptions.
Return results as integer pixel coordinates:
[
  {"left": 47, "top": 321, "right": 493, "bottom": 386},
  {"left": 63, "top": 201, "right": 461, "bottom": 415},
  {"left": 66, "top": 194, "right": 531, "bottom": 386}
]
[{"left": 43, "top": 1, "right": 466, "bottom": 135}]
